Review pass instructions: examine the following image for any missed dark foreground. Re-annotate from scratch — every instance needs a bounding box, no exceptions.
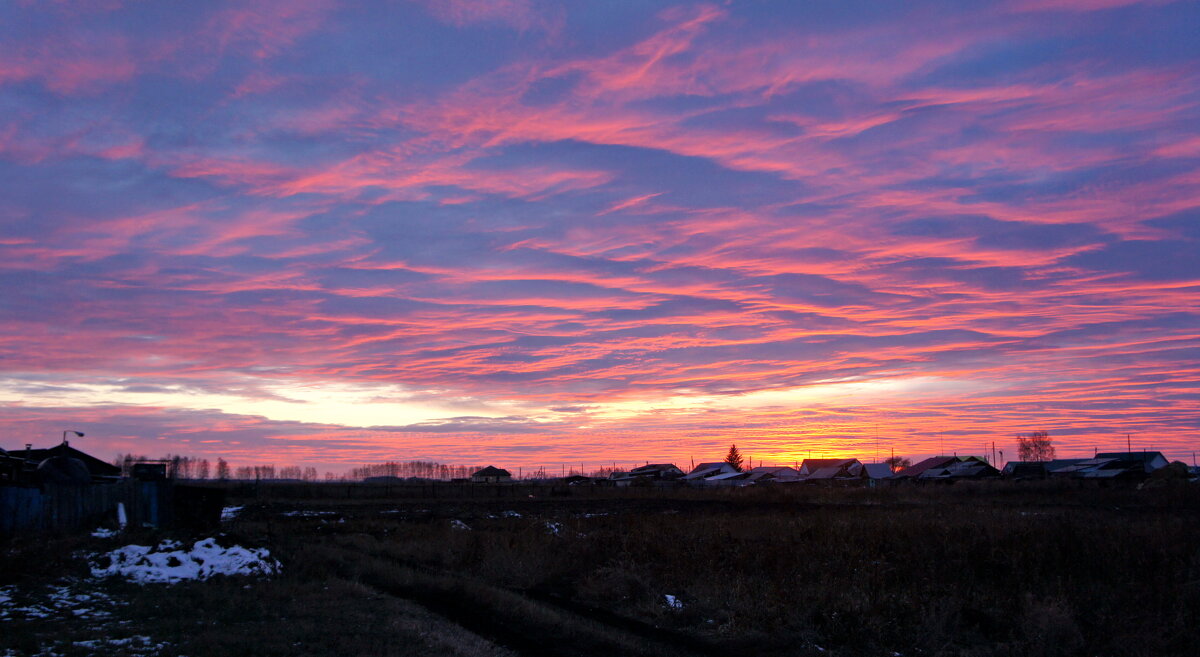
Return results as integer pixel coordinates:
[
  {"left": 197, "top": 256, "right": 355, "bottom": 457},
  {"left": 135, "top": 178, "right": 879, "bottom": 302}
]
[{"left": 2, "top": 482, "right": 1199, "bottom": 657}]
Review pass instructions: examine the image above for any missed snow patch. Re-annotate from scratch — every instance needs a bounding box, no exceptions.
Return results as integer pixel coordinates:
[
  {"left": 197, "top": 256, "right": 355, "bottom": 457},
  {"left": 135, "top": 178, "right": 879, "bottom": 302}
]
[
  {"left": 0, "top": 583, "right": 121, "bottom": 621},
  {"left": 91, "top": 527, "right": 118, "bottom": 538},
  {"left": 544, "top": 521, "right": 564, "bottom": 536},
  {"left": 450, "top": 519, "right": 471, "bottom": 531},
  {"left": 280, "top": 509, "right": 337, "bottom": 517},
  {"left": 90, "top": 538, "right": 280, "bottom": 584},
  {"left": 664, "top": 594, "right": 684, "bottom": 609},
  {"left": 220, "top": 505, "right": 243, "bottom": 521}
]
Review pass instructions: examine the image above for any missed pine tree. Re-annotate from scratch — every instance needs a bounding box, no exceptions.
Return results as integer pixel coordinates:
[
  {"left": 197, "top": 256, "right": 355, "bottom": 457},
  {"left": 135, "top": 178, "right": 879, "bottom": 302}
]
[{"left": 724, "top": 444, "right": 744, "bottom": 472}]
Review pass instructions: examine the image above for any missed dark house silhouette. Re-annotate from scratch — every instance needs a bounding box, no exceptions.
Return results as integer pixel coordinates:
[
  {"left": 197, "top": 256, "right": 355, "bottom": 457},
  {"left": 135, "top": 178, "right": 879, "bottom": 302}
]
[
  {"left": 7, "top": 443, "right": 121, "bottom": 481},
  {"left": 471, "top": 466, "right": 513, "bottom": 483}
]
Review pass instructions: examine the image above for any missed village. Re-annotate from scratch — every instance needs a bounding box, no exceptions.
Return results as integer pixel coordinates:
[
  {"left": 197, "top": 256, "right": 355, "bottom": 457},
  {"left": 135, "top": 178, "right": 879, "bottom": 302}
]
[
  {"left": 3, "top": 435, "right": 1200, "bottom": 657},
  {"left": 2, "top": 431, "right": 1198, "bottom": 538},
  {"left": 463, "top": 450, "right": 1196, "bottom": 487}
]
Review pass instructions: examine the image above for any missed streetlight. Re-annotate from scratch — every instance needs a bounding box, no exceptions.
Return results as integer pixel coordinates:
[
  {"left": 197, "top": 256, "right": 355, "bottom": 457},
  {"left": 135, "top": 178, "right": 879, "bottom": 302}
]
[{"left": 62, "top": 430, "right": 84, "bottom": 445}]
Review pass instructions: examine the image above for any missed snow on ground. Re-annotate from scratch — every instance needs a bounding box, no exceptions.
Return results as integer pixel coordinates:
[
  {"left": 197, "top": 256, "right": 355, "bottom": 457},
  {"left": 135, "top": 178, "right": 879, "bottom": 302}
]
[
  {"left": 91, "top": 527, "right": 119, "bottom": 538},
  {"left": 664, "top": 594, "right": 684, "bottom": 609},
  {"left": 450, "top": 519, "right": 471, "bottom": 531},
  {"left": 544, "top": 521, "right": 564, "bottom": 536},
  {"left": 90, "top": 538, "right": 280, "bottom": 584},
  {"left": 280, "top": 509, "right": 338, "bottom": 517},
  {"left": 0, "top": 582, "right": 123, "bottom": 622},
  {"left": 72, "top": 635, "right": 171, "bottom": 653},
  {"left": 220, "top": 505, "right": 243, "bottom": 521}
]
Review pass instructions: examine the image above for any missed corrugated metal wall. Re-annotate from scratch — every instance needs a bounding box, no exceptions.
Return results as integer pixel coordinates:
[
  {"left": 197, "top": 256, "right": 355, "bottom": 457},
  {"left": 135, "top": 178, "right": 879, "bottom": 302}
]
[{"left": 0, "top": 481, "right": 173, "bottom": 535}]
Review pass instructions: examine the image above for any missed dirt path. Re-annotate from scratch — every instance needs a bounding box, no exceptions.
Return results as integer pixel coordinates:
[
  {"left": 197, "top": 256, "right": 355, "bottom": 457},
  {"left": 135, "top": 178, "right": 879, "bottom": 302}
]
[{"left": 319, "top": 544, "right": 717, "bottom": 657}]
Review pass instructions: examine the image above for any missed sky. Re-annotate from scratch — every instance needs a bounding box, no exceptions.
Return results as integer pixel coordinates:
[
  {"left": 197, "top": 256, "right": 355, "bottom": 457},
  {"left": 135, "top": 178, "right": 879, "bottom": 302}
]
[{"left": 1, "top": 0, "right": 1198, "bottom": 473}]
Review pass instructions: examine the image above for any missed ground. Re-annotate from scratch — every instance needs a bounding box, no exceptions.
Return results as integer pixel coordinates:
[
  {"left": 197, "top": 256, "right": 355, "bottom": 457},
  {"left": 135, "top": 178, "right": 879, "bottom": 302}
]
[{"left": 2, "top": 482, "right": 1199, "bottom": 656}]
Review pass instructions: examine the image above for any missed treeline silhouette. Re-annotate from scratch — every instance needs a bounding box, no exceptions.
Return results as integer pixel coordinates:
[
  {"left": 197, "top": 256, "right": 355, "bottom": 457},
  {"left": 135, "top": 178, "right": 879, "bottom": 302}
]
[{"left": 111, "top": 453, "right": 480, "bottom": 482}]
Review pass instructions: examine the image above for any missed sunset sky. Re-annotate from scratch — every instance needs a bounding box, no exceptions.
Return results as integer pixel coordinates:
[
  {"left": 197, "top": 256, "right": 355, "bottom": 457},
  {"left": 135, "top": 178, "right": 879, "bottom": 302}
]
[{"left": 1, "top": 0, "right": 1198, "bottom": 473}]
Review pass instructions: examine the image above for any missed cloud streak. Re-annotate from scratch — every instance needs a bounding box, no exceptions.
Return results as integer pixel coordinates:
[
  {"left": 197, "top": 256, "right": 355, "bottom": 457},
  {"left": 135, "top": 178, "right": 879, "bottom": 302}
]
[{"left": 0, "top": 0, "right": 1196, "bottom": 469}]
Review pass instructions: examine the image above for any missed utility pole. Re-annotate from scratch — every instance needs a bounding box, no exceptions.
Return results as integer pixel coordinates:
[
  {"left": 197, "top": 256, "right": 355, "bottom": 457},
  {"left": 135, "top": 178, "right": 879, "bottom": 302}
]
[{"left": 1127, "top": 433, "right": 1131, "bottom": 453}]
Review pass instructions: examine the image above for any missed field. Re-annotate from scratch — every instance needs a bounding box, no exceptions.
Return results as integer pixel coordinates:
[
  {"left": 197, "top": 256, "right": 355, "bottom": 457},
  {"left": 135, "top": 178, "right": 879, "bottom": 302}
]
[{"left": 3, "top": 482, "right": 1199, "bottom": 657}]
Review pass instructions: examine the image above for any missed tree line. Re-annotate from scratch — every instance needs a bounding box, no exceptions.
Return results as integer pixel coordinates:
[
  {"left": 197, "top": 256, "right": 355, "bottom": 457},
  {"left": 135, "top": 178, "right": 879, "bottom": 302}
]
[{"left": 111, "top": 454, "right": 477, "bottom": 481}]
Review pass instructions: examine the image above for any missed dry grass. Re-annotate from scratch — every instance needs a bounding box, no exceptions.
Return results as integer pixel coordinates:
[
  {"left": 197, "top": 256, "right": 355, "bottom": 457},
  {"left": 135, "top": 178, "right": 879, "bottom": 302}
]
[{"left": 3, "top": 482, "right": 1199, "bottom": 656}]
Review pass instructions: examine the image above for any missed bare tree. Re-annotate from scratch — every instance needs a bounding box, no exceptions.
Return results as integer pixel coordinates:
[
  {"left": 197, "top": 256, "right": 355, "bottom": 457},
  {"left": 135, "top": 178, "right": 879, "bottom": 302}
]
[
  {"left": 884, "top": 456, "right": 912, "bottom": 473},
  {"left": 724, "top": 444, "right": 745, "bottom": 472},
  {"left": 1017, "top": 431, "right": 1055, "bottom": 462},
  {"left": 215, "top": 458, "right": 230, "bottom": 481}
]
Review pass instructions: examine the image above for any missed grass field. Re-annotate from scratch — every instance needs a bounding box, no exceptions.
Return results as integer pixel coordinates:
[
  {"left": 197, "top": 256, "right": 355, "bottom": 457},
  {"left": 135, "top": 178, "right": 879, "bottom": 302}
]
[{"left": 2, "top": 482, "right": 1199, "bottom": 656}]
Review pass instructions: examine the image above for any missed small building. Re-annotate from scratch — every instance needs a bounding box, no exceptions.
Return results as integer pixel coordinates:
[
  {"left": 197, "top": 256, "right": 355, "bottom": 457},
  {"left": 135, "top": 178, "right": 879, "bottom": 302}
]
[
  {"left": 919, "top": 456, "right": 999, "bottom": 481},
  {"left": 131, "top": 462, "right": 168, "bottom": 481},
  {"left": 611, "top": 463, "right": 684, "bottom": 486},
  {"left": 1001, "top": 459, "right": 1087, "bottom": 479},
  {"left": 802, "top": 459, "right": 863, "bottom": 482},
  {"left": 861, "top": 463, "right": 894, "bottom": 480},
  {"left": 895, "top": 456, "right": 998, "bottom": 481},
  {"left": 363, "top": 475, "right": 406, "bottom": 483},
  {"left": 1052, "top": 452, "right": 1169, "bottom": 481},
  {"left": 744, "top": 466, "right": 801, "bottom": 484},
  {"left": 798, "top": 458, "right": 856, "bottom": 477},
  {"left": 702, "top": 470, "right": 751, "bottom": 486},
  {"left": 471, "top": 466, "right": 513, "bottom": 483},
  {"left": 1095, "top": 452, "right": 1169, "bottom": 473},
  {"left": 5, "top": 443, "right": 121, "bottom": 482},
  {"left": 684, "top": 462, "right": 741, "bottom": 481}
]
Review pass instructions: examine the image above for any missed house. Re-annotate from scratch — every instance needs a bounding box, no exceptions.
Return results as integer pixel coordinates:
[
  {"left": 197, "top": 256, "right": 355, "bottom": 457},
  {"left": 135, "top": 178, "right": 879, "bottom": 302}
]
[
  {"left": 1001, "top": 459, "right": 1088, "bottom": 480},
  {"left": 895, "top": 456, "right": 998, "bottom": 481},
  {"left": 744, "top": 466, "right": 801, "bottom": 484},
  {"left": 799, "top": 458, "right": 857, "bottom": 477},
  {"left": 1053, "top": 452, "right": 1169, "bottom": 481},
  {"left": 861, "top": 463, "right": 894, "bottom": 480},
  {"left": 894, "top": 456, "right": 956, "bottom": 479},
  {"left": 802, "top": 459, "right": 863, "bottom": 481},
  {"left": 470, "top": 466, "right": 513, "bottom": 483},
  {"left": 701, "top": 470, "right": 751, "bottom": 486},
  {"left": 611, "top": 463, "right": 684, "bottom": 486},
  {"left": 5, "top": 443, "right": 121, "bottom": 481},
  {"left": 917, "top": 456, "right": 999, "bottom": 481},
  {"left": 1095, "top": 452, "right": 1169, "bottom": 473},
  {"left": 684, "top": 462, "right": 740, "bottom": 481}
]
